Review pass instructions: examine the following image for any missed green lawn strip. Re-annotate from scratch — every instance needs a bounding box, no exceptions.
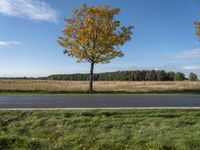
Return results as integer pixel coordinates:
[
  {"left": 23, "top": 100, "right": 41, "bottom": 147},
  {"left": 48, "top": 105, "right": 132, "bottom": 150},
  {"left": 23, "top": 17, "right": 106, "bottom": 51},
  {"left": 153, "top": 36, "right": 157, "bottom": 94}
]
[
  {"left": 0, "top": 89, "right": 200, "bottom": 94},
  {"left": 0, "top": 109, "right": 200, "bottom": 149}
]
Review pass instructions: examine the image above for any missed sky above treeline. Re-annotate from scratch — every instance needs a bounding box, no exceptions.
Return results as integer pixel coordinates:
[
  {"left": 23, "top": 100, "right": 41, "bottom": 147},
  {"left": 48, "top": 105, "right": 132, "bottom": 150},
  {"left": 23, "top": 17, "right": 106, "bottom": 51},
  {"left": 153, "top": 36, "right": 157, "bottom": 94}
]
[{"left": 0, "top": 0, "right": 200, "bottom": 77}]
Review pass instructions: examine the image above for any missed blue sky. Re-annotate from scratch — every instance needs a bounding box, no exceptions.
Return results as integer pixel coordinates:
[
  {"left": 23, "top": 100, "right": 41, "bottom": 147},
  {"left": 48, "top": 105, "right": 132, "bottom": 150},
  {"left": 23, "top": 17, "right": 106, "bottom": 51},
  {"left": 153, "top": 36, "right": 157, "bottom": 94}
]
[{"left": 0, "top": 0, "right": 200, "bottom": 77}]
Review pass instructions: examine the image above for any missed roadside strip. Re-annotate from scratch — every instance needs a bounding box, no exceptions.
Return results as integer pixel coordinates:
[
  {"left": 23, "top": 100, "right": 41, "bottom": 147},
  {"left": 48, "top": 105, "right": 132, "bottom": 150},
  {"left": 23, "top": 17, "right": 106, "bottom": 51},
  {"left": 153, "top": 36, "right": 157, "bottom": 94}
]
[{"left": 1, "top": 107, "right": 200, "bottom": 110}]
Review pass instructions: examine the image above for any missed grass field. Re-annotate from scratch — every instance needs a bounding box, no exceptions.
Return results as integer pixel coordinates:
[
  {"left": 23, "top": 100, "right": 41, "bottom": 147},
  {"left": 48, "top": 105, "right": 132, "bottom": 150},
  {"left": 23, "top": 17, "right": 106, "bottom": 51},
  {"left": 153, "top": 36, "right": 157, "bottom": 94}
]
[
  {"left": 0, "top": 109, "right": 200, "bottom": 149},
  {"left": 0, "top": 80, "right": 200, "bottom": 94}
]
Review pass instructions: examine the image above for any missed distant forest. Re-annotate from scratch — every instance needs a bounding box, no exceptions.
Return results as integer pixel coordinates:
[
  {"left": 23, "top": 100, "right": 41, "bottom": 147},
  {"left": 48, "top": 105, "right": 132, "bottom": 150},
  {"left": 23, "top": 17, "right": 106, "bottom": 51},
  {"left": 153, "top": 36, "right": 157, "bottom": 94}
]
[
  {"left": 0, "top": 70, "right": 198, "bottom": 81},
  {"left": 47, "top": 70, "right": 187, "bottom": 81},
  {"left": 45, "top": 70, "right": 196, "bottom": 81}
]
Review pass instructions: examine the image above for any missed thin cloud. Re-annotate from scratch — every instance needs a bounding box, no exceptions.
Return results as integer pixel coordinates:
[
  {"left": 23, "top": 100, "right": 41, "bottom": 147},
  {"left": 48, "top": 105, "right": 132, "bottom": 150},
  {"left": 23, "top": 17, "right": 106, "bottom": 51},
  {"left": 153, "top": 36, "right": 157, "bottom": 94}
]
[
  {"left": 0, "top": 41, "right": 20, "bottom": 48},
  {"left": 0, "top": 0, "right": 58, "bottom": 22},
  {"left": 174, "top": 48, "right": 200, "bottom": 58},
  {"left": 182, "top": 65, "right": 200, "bottom": 70}
]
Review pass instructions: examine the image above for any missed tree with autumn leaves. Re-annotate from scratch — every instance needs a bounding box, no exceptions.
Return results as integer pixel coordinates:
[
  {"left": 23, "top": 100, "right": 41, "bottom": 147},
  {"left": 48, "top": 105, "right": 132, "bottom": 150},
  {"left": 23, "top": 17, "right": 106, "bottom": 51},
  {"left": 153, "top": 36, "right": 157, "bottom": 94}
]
[
  {"left": 58, "top": 3, "right": 133, "bottom": 92},
  {"left": 194, "top": 19, "right": 200, "bottom": 38}
]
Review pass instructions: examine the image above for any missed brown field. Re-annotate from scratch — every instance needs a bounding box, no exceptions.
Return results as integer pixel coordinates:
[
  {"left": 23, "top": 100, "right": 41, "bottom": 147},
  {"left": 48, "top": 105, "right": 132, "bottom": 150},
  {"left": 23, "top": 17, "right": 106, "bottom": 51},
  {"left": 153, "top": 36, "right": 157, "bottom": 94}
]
[{"left": 0, "top": 80, "right": 200, "bottom": 92}]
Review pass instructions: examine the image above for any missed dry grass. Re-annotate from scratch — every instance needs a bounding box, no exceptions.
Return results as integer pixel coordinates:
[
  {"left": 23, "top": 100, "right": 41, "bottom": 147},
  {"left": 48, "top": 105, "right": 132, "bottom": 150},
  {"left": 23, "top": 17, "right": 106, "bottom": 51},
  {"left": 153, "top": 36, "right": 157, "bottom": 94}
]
[{"left": 0, "top": 80, "right": 200, "bottom": 92}]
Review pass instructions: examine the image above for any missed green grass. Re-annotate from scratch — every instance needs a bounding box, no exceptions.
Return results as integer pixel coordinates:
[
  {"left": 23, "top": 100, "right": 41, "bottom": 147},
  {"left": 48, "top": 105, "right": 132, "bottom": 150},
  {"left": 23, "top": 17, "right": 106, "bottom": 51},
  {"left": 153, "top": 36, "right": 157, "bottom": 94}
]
[
  {"left": 0, "top": 89, "right": 200, "bottom": 94},
  {"left": 0, "top": 109, "right": 200, "bottom": 149}
]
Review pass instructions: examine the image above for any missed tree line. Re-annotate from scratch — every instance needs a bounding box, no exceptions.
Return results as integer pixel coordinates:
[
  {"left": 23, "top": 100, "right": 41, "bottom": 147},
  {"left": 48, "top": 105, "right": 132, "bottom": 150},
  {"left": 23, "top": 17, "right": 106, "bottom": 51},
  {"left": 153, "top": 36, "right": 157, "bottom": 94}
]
[
  {"left": 47, "top": 70, "right": 198, "bottom": 81},
  {"left": 0, "top": 70, "right": 198, "bottom": 81}
]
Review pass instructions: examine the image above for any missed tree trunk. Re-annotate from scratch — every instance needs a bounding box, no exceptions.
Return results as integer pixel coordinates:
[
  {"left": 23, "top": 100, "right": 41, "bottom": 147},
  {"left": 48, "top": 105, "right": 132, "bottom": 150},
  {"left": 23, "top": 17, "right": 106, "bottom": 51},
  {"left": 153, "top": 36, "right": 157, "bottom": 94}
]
[{"left": 89, "top": 62, "right": 94, "bottom": 92}]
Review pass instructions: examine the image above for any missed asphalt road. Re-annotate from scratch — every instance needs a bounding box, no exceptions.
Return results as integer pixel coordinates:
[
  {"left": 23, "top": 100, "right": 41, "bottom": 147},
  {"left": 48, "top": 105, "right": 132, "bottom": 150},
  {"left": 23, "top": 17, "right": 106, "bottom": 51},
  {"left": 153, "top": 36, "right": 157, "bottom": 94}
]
[{"left": 0, "top": 94, "right": 200, "bottom": 108}]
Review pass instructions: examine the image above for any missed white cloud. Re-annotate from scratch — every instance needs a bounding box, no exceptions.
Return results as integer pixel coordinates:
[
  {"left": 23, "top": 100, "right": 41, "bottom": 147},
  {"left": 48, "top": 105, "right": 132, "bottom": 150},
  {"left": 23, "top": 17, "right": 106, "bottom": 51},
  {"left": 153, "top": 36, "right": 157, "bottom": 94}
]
[
  {"left": 0, "top": 0, "right": 57, "bottom": 22},
  {"left": 182, "top": 65, "right": 200, "bottom": 70},
  {"left": 175, "top": 48, "right": 200, "bottom": 58},
  {"left": 0, "top": 41, "right": 20, "bottom": 48}
]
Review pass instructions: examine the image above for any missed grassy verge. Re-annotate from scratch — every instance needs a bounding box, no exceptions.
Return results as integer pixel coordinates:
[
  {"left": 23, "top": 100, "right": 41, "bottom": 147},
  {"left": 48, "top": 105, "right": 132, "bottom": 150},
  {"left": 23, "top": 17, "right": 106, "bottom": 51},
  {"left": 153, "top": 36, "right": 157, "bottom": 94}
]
[
  {"left": 0, "top": 109, "right": 200, "bottom": 149},
  {"left": 0, "top": 89, "right": 200, "bottom": 94}
]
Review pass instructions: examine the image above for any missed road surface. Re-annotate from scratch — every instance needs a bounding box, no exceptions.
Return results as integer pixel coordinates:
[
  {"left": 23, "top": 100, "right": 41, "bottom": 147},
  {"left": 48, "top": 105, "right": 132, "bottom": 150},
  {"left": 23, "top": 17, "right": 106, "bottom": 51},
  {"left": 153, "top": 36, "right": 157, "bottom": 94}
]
[{"left": 0, "top": 94, "right": 200, "bottom": 108}]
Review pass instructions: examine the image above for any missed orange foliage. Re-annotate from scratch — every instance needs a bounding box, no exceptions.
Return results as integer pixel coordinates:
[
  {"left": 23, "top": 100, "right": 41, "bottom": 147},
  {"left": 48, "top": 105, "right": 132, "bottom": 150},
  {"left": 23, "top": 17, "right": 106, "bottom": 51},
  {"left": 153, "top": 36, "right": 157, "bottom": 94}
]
[
  {"left": 194, "top": 21, "right": 200, "bottom": 37},
  {"left": 58, "top": 3, "right": 133, "bottom": 64}
]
